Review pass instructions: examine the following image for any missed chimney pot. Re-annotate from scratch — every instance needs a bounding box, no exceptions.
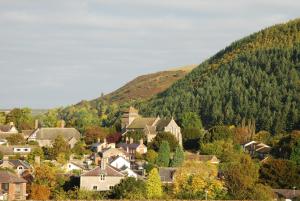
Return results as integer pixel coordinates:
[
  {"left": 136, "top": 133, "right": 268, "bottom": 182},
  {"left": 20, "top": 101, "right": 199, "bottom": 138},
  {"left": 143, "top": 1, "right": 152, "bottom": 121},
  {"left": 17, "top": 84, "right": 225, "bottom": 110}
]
[
  {"left": 125, "top": 136, "right": 129, "bottom": 143},
  {"left": 140, "top": 138, "right": 143, "bottom": 145},
  {"left": 35, "top": 120, "right": 39, "bottom": 129},
  {"left": 60, "top": 120, "right": 65, "bottom": 128},
  {"left": 130, "top": 138, "right": 133, "bottom": 144}
]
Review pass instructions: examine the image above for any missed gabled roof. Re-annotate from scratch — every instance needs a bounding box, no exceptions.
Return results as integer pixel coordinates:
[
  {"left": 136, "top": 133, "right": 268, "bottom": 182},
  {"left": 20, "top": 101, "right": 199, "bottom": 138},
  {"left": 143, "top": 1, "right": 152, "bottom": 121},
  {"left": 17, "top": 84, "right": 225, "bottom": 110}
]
[
  {"left": 0, "top": 170, "right": 27, "bottom": 183},
  {"left": 127, "top": 118, "right": 157, "bottom": 129},
  {"left": 31, "top": 128, "right": 80, "bottom": 140},
  {"left": 81, "top": 165, "right": 124, "bottom": 177},
  {"left": 0, "top": 124, "right": 12, "bottom": 132},
  {"left": 156, "top": 119, "right": 171, "bottom": 131},
  {"left": 117, "top": 142, "right": 141, "bottom": 150},
  {"left": 0, "top": 159, "right": 31, "bottom": 169}
]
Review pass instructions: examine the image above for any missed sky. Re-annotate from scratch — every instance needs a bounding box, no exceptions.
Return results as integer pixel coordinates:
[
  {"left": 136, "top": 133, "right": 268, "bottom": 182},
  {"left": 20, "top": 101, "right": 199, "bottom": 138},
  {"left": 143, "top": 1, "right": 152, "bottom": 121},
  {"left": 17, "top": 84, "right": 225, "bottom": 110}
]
[{"left": 1, "top": 0, "right": 299, "bottom": 109}]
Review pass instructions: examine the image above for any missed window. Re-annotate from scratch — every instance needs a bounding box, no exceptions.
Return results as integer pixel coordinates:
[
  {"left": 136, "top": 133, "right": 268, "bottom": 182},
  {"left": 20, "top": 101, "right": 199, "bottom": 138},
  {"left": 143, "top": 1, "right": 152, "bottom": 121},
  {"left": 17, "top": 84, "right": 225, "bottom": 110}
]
[
  {"left": 18, "top": 166, "right": 23, "bottom": 170},
  {"left": 100, "top": 174, "right": 105, "bottom": 181},
  {"left": 109, "top": 186, "right": 114, "bottom": 190},
  {"left": 24, "top": 148, "right": 28, "bottom": 152},
  {"left": 1, "top": 183, "right": 9, "bottom": 191},
  {"left": 16, "top": 149, "right": 21, "bottom": 152},
  {"left": 93, "top": 186, "right": 97, "bottom": 190}
]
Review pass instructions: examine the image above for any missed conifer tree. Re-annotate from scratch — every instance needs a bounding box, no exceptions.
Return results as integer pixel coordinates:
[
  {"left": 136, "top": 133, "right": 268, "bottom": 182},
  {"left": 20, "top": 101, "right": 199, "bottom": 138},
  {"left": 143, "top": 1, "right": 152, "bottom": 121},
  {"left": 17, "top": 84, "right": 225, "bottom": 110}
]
[
  {"left": 156, "top": 140, "right": 170, "bottom": 167},
  {"left": 171, "top": 146, "right": 184, "bottom": 167},
  {"left": 146, "top": 168, "right": 162, "bottom": 199}
]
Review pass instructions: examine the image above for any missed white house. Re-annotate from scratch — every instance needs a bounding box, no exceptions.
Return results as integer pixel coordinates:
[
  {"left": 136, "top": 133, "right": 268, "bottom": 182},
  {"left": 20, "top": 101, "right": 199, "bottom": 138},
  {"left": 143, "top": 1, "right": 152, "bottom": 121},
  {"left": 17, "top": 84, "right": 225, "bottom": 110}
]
[{"left": 109, "top": 156, "right": 138, "bottom": 178}]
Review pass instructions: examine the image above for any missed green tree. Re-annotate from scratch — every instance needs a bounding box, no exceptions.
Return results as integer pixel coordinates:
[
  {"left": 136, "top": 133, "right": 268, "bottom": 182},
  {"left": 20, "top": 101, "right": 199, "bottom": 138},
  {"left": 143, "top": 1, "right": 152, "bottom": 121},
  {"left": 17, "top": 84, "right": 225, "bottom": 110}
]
[
  {"left": 0, "top": 112, "right": 6, "bottom": 124},
  {"left": 6, "top": 108, "right": 33, "bottom": 131},
  {"left": 72, "top": 141, "right": 88, "bottom": 159},
  {"left": 27, "top": 147, "right": 44, "bottom": 164},
  {"left": 180, "top": 112, "right": 203, "bottom": 129},
  {"left": 290, "top": 138, "right": 300, "bottom": 165},
  {"left": 111, "top": 177, "right": 146, "bottom": 199},
  {"left": 146, "top": 168, "right": 162, "bottom": 199},
  {"left": 51, "top": 135, "right": 70, "bottom": 160},
  {"left": 40, "top": 109, "right": 59, "bottom": 127},
  {"left": 156, "top": 141, "right": 170, "bottom": 167},
  {"left": 182, "top": 128, "right": 204, "bottom": 150},
  {"left": 149, "top": 132, "right": 179, "bottom": 152},
  {"left": 6, "top": 134, "right": 25, "bottom": 145},
  {"left": 171, "top": 146, "right": 184, "bottom": 167}
]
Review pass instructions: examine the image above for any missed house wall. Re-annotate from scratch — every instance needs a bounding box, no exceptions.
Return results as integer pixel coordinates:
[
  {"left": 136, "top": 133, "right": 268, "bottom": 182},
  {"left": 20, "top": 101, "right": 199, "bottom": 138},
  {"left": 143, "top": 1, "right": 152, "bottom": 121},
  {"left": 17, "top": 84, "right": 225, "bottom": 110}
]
[
  {"left": 7, "top": 183, "right": 26, "bottom": 201},
  {"left": 68, "top": 138, "right": 78, "bottom": 149},
  {"left": 36, "top": 139, "right": 52, "bottom": 147},
  {"left": 164, "top": 120, "right": 182, "bottom": 146},
  {"left": 110, "top": 157, "right": 130, "bottom": 169},
  {"left": 80, "top": 176, "right": 123, "bottom": 191}
]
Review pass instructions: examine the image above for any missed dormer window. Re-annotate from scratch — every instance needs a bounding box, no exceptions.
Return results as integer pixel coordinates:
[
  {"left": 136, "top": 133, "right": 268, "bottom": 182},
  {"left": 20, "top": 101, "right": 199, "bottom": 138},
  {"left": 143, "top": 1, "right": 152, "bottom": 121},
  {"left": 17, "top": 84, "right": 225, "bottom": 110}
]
[{"left": 99, "top": 174, "right": 105, "bottom": 181}]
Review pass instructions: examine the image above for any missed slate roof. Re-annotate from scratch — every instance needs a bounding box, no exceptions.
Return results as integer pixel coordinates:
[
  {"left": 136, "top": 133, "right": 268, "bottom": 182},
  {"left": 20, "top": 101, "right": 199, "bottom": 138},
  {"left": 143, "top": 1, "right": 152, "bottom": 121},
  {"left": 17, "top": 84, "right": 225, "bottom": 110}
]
[
  {"left": 127, "top": 118, "right": 157, "bottom": 129},
  {"left": 32, "top": 128, "right": 80, "bottom": 140},
  {"left": 81, "top": 165, "right": 124, "bottom": 177},
  {"left": 159, "top": 167, "right": 177, "bottom": 183},
  {"left": 117, "top": 142, "right": 141, "bottom": 150},
  {"left": 0, "top": 125, "right": 12, "bottom": 132},
  {"left": 273, "top": 189, "right": 300, "bottom": 199},
  {"left": 0, "top": 170, "right": 27, "bottom": 183},
  {"left": 0, "top": 159, "right": 31, "bottom": 169},
  {"left": 156, "top": 119, "right": 171, "bottom": 131}
]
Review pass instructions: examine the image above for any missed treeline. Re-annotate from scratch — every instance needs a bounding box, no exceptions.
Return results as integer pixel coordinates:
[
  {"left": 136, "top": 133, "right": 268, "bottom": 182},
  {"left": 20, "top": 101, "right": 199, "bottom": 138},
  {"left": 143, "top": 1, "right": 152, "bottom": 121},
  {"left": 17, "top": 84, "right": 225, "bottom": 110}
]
[{"left": 137, "top": 19, "right": 300, "bottom": 134}]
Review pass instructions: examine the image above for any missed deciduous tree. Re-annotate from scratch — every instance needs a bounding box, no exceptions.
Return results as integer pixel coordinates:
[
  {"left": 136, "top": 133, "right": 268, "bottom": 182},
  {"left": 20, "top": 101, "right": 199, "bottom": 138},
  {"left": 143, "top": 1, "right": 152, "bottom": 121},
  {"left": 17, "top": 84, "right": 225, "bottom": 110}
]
[
  {"left": 146, "top": 168, "right": 162, "bottom": 199},
  {"left": 156, "top": 141, "right": 170, "bottom": 167}
]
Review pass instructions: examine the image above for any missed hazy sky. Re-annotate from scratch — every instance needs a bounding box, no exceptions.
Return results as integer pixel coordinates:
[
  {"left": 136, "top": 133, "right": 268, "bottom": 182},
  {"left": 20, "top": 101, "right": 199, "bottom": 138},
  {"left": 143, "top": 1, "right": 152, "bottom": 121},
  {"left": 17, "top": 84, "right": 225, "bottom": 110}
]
[{"left": 1, "top": 0, "right": 299, "bottom": 109}]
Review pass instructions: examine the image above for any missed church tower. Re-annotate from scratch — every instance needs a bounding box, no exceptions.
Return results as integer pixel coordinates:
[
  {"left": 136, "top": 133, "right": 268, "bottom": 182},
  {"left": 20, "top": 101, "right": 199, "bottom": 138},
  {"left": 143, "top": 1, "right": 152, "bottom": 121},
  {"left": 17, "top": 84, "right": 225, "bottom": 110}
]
[{"left": 121, "top": 107, "right": 140, "bottom": 129}]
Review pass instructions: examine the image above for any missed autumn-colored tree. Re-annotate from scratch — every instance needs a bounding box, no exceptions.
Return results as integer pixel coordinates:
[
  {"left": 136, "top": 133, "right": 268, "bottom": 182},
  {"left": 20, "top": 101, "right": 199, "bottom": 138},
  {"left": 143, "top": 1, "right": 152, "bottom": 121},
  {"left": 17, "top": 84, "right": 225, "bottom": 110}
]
[
  {"left": 259, "top": 158, "right": 300, "bottom": 188},
  {"left": 173, "top": 160, "right": 226, "bottom": 199},
  {"left": 146, "top": 168, "right": 162, "bottom": 199},
  {"left": 34, "top": 164, "right": 57, "bottom": 189},
  {"left": 6, "top": 108, "right": 33, "bottom": 131},
  {"left": 30, "top": 184, "right": 51, "bottom": 200},
  {"left": 27, "top": 147, "right": 44, "bottom": 165},
  {"left": 233, "top": 127, "right": 251, "bottom": 144},
  {"left": 253, "top": 130, "right": 271, "bottom": 143},
  {"left": 222, "top": 154, "right": 273, "bottom": 200},
  {"left": 145, "top": 149, "right": 158, "bottom": 164},
  {"left": 84, "top": 126, "right": 109, "bottom": 144}
]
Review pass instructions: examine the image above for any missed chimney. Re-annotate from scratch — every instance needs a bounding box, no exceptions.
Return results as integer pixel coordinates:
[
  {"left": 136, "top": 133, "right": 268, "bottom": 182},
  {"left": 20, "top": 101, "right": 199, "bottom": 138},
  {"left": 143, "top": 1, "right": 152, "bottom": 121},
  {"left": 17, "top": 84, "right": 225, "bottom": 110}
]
[
  {"left": 9, "top": 122, "right": 14, "bottom": 126},
  {"left": 35, "top": 120, "right": 39, "bottom": 129},
  {"left": 126, "top": 146, "right": 129, "bottom": 153},
  {"left": 130, "top": 138, "right": 133, "bottom": 144},
  {"left": 60, "top": 120, "right": 65, "bottom": 128},
  {"left": 103, "top": 138, "right": 107, "bottom": 144},
  {"left": 34, "top": 156, "right": 40, "bottom": 167},
  {"left": 2, "top": 156, "right": 9, "bottom": 166},
  {"left": 97, "top": 138, "right": 100, "bottom": 143},
  {"left": 125, "top": 136, "right": 129, "bottom": 144},
  {"left": 100, "top": 158, "right": 106, "bottom": 170},
  {"left": 139, "top": 138, "right": 143, "bottom": 145}
]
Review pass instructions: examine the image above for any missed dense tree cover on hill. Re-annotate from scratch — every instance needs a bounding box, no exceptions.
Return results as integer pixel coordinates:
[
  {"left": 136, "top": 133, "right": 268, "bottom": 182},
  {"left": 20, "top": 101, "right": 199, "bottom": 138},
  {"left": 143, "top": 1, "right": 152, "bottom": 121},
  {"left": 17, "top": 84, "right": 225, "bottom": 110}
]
[{"left": 138, "top": 19, "right": 300, "bottom": 134}]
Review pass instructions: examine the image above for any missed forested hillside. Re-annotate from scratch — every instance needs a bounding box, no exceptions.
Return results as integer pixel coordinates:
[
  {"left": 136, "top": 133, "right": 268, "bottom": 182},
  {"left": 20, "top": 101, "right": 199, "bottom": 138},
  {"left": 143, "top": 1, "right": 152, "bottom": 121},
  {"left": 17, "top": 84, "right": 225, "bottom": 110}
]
[{"left": 138, "top": 19, "right": 300, "bottom": 134}]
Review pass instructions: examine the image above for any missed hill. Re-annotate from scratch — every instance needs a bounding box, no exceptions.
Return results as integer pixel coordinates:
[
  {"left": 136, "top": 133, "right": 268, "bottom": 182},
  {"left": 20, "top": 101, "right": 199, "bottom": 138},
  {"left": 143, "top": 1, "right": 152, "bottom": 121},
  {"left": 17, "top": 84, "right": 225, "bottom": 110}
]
[
  {"left": 138, "top": 19, "right": 300, "bottom": 134},
  {"left": 90, "top": 64, "right": 197, "bottom": 104}
]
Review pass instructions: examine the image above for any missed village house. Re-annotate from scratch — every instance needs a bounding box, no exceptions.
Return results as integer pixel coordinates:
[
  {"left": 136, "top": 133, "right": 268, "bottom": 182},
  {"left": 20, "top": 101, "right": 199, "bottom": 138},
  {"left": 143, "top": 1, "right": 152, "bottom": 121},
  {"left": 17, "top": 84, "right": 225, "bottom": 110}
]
[
  {"left": 121, "top": 107, "right": 182, "bottom": 145},
  {"left": 0, "top": 157, "right": 32, "bottom": 176},
  {"left": 0, "top": 170, "right": 27, "bottom": 201},
  {"left": 64, "top": 161, "right": 87, "bottom": 173},
  {"left": 80, "top": 160, "right": 125, "bottom": 191},
  {"left": 0, "top": 145, "right": 36, "bottom": 157},
  {"left": 117, "top": 138, "right": 147, "bottom": 159},
  {"left": 243, "top": 141, "right": 271, "bottom": 160},
  {"left": 109, "top": 156, "right": 137, "bottom": 178},
  {"left": 0, "top": 122, "right": 18, "bottom": 135},
  {"left": 159, "top": 167, "right": 177, "bottom": 184},
  {"left": 91, "top": 138, "right": 115, "bottom": 153},
  {"left": 27, "top": 121, "right": 80, "bottom": 148}
]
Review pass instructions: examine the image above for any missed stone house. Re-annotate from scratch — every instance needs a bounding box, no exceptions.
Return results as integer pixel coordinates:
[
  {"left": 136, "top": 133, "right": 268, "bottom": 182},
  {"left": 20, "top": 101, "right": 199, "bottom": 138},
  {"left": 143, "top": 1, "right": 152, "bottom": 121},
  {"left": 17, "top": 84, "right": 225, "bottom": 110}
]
[
  {"left": 117, "top": 138, "right": 147, "bottom": 155},
  {"left": 0, "top": 157, "right": 32, "bottom": 176},
  {"left": 0, "top": 122, "right": 18, "bottom": 135},
  {"left": 27, "top": 127, "right": 80, "bottom": 148},
  {"left": 80, "top": 161, "right": 125, "bottom": 191},
  {"left": 0, "top": 145, "right": 36, "bottom": 157},
  {"left": 0, "top": 170, "right": 27, "bottom": 201},
  {"left": 121, "top": 107, "right": 182, "bottom": 145},
  {"left": 91, "top": 138, "right": 115, "bottom": 153}
]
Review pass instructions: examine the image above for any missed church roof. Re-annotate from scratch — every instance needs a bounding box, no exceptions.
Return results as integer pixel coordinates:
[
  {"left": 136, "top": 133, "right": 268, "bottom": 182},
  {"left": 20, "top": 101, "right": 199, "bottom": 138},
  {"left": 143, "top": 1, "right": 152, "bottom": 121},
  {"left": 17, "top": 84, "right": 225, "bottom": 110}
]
[
  {"left": 156, "top": 119, "right": 172, "bottom": 131},
  {"left": 127, "top": 117, "right": 157, "bottom": 129}
]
